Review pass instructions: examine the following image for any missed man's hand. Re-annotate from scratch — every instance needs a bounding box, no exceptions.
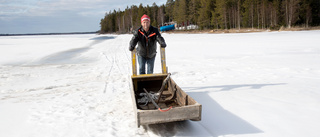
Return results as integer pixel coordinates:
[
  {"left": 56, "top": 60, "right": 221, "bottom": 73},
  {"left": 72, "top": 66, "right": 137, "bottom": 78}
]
[{"left": 129, "top": 46, "right": 134, "bottom": 51}]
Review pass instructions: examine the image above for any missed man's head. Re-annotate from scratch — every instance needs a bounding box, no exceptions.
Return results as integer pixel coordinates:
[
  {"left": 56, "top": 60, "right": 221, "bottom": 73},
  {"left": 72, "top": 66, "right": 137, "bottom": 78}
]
[{"left": 141, "top": 14, "right": 150, "bottom": 31}]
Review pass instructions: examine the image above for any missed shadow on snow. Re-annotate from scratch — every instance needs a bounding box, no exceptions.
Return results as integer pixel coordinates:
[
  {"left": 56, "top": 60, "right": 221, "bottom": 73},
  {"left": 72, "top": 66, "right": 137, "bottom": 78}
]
[
  {"left": 30, "top": 36, "right": 115, "bottom": 65},
  {"left": 144, "top": 83, "right": 286, "bottom": 136}
]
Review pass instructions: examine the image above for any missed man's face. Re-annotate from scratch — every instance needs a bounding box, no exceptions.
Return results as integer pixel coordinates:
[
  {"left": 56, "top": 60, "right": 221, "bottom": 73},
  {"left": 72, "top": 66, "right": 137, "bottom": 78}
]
[{"left": 141, "top": 20, "right": 150, "bottom": 31}]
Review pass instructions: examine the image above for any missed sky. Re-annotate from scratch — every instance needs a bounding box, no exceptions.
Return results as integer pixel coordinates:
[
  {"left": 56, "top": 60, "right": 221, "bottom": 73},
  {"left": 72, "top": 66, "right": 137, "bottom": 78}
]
[{"left": 0, "top": 0, "right": 167, "bottom": 34}]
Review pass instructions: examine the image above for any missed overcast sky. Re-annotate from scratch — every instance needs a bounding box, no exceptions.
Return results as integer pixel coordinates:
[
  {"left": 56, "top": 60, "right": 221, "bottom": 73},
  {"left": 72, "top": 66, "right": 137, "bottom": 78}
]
[{"left": 0, "top": 0, "right": 166, "bottom": 34}]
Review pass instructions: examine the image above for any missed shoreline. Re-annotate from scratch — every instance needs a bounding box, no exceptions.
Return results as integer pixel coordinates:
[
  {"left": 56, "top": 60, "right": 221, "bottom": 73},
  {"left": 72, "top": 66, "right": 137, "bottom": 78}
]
[
  {"left": 163, "top": 26, "right": 320, "bottom": 34},
  {"left": 2, "top": 26, "right": 320, "bottom": 36},
  {"left": 0, "top": 31, "right": 98, "bottom": 37}
]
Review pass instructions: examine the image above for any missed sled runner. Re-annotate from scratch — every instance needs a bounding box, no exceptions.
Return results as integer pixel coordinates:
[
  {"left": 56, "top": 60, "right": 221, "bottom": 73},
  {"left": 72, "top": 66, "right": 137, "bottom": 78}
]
[{"left": 130, "top": 47, "right": 202, "bottom": 127}]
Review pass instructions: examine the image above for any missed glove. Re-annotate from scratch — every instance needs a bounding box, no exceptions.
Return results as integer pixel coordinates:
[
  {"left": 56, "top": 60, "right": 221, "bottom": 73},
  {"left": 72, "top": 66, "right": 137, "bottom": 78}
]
[
  {"left": 161, "top": 44, "right": 166, "bottom": 48},
  {"left": 129, "top": 46, "right": 134, "bottom": 51}
]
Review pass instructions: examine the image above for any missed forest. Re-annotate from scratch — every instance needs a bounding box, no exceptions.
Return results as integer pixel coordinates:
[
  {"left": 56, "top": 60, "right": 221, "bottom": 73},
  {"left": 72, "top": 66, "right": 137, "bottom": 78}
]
[{"left": 99, "top": 0, "right": 320, "bottom": 33}]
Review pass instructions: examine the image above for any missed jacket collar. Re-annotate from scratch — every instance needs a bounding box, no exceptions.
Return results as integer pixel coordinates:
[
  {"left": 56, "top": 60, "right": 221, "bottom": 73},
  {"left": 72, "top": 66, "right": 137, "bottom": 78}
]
[{"left": 140, "top": 26, "right": 152, "bottom": 35}]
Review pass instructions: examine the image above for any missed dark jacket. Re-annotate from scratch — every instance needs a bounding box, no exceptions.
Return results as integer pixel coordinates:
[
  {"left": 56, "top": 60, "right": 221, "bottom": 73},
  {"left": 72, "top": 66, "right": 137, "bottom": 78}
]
[{"left": 129, "top": 26, "right": 166, "bottom": 58}]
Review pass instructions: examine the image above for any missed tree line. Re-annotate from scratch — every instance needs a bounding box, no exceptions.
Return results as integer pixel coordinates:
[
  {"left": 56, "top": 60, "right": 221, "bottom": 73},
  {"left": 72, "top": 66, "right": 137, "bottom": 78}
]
[{"left": 100, "top": 0, "right": 320, "bottom": 33}]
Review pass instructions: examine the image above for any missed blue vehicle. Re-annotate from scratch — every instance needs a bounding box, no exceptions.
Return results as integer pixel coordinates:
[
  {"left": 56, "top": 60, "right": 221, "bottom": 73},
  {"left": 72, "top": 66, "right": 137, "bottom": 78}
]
[{"left": 160, "top": 24, "right": 175, "bottom": 32}]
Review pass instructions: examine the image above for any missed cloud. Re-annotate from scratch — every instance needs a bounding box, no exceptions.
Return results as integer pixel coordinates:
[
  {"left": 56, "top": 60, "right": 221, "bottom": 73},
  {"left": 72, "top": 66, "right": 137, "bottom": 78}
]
[
  {"left": 0, "top": 0, "right": 103, "bottom": 19},
  {"left": 1, "top": 0, "right": 166, "bottom": 18},
  {"left": 0, "top": 0, "right": 167, "bottom": 33}
]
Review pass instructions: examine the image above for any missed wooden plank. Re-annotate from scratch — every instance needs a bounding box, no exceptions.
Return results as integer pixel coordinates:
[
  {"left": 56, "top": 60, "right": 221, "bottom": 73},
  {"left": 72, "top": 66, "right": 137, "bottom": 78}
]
[
  {"left": 191, "top": 104, "right": 202, "bottom": 121},
  {"left": 131, "top": 49, "right": 137, "bottom": 76},
  {"left": 137, "top": 104, "right": 201, "bottom": 125},
  {"left": 131, "top": 73, "right": 167, "bottom": 80},
  {"left": 170, "top": 79, "right": 197, "bottom": 105},
  {"left": 129, "top": 75, "right": 139, "bottom": 127},
  {"left": 171, "top": 79, "right": 187, "bottom": 106},
  {"left": 160, "top": 47, "right": 167, "bottom": 74}
]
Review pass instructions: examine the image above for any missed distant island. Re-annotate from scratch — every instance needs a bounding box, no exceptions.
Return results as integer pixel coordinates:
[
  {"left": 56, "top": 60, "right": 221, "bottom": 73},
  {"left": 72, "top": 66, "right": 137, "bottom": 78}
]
[{"left": 0, "top": 31, "right": 99, "bottom": 36}]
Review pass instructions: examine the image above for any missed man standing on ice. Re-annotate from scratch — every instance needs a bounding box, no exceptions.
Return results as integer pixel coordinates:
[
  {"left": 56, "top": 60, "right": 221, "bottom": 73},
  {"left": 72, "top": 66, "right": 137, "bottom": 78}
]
[{"left": 129, "top": 14, "right": 167, "bottom": 74}]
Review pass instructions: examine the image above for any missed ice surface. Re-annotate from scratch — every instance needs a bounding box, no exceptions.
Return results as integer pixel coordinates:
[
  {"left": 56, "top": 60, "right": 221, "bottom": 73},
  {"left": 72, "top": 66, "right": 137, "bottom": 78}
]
[{"left": 1, "top": 31, "right": 320, "bottom": 137}]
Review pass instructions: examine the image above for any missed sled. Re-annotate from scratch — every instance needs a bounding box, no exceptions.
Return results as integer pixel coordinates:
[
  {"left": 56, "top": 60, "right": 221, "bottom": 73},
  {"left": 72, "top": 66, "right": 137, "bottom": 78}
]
[{"left": 130, "top": 47, "right": 202, "bottom": 127}]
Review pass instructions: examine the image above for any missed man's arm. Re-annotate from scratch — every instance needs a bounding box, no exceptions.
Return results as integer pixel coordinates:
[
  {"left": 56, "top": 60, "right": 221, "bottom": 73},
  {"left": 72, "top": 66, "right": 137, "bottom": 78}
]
[
  {"left": 156, "top": 30, "right": 166, "bottom": 48},
  {"left": 129, "top": 30, "right": 139, "bottom": 51}
]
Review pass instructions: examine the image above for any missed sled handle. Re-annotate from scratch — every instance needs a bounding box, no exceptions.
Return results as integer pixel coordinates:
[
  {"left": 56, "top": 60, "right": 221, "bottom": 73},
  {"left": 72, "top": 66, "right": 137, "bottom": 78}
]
[
  {"left": 131, "top": 49, "right": 137, "bottom": 76},
  {"left": 160, "top": 47, "right": 167, "bottom": 74},
  {"left": 131, "top": 47, "right": 167, "bottom": 75}
]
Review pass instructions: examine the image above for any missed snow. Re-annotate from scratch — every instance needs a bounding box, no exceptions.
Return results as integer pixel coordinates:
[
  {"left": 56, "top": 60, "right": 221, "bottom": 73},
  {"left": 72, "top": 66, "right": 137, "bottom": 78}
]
[{"left": 1, "top": 30, "right": 320, "bottom": 137}]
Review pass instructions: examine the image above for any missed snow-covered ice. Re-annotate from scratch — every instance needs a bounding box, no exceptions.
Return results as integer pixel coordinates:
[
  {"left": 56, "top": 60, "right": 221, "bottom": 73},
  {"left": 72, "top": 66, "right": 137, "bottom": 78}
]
[{"left": 1, "top": 30, "right": 320, "bottom": 137}]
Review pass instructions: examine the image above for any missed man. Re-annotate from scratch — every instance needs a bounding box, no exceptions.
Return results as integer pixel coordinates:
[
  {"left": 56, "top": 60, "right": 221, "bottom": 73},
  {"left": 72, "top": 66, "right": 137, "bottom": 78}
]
[{"left": 129, "top": 14, "right": 167, "bottom": 74}]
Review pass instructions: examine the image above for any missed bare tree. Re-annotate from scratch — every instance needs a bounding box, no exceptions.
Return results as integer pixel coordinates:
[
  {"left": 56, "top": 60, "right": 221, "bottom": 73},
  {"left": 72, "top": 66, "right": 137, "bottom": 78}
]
[
  {"left": 158, "top": 5, "right": 165, "bottom": 26},
  {"left": 284, "top": 0, "right": 300, "bottom": 28},
  {"left": 238, "top": 0, "right": 241, "bottom": 29},
  {"left": 116, "top": 9, "right": 121, "bottom": 32},
  {"left": 306, "top": 5, "right": 312, "bottom": 28}
]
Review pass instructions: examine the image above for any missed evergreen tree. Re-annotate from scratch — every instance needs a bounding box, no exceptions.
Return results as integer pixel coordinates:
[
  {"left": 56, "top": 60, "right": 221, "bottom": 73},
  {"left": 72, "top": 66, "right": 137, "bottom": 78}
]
[
  {"left": 189, "top": 0, "right": 200, "bottom": 25},
  {"left": 165, "top": 0, "right": 175, "bottom": 22},
  {"left": 310, "top": 0, "right": 320, "bottom": 26},
  {"left": 198, "top": 0, "right": 214, "bottom": 29},
  {"left": 215, "top": 0, "right": 227, "bottom": 29},
  {"left": 99, "top": 0, "right": 320, "bottom": 33},
  {"left": 299, "top": 0, "right": 313, "bottom": 27},
  {"left": 145, "top": 5, "right": 152, "bottom": 19},
  {"left": 151, "top": 3, "right": 159, "bottom": 27},
  {"left": 131, "top": 5, "right": 138, "bottom": 29},
  {"left": 242, "top": 0, "right": 254, "bottom": 28},
  {"left": 116, "top": 9, "right": 122, "bottom": 32},
  {"left": 137, "top": 3, "right": 145, "bottom": 27},
  {"left": 271, "top": 0, "right": 281, "bottom": 28},
  {"left": 178, "top": 0, "right": 189, "bottom": 29},
  {"left": 173, "top": 0, "right": 180, "bottom": 27}
]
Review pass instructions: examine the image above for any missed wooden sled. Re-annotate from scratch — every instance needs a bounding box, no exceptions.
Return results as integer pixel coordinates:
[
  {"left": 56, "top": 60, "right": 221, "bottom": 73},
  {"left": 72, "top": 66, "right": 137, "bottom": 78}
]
[{"left": 130, "top": 47, "right": 202, "bottom": 127}]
